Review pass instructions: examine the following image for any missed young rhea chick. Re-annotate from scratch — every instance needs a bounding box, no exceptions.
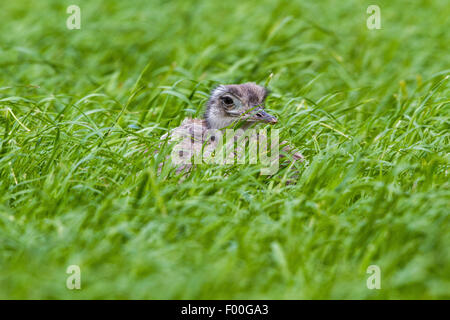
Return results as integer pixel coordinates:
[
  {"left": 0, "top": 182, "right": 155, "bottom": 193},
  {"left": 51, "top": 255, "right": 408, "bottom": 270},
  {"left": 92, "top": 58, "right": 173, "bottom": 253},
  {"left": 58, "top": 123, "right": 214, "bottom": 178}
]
[{"left": 159, "top": 82, "right": 303, "bottom": 175}]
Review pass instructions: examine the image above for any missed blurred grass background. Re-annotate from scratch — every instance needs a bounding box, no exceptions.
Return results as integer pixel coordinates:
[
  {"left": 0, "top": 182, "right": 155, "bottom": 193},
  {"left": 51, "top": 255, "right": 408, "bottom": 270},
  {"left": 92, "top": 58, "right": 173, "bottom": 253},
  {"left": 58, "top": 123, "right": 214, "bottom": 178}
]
[{"left": 0, "top": 0, "right": 449, "bottom": 299}]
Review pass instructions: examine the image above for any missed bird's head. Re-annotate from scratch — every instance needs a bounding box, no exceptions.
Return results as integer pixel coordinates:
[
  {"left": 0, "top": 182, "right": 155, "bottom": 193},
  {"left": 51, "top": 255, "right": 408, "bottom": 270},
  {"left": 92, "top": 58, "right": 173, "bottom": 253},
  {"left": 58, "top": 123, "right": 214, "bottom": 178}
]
[{"left": 204, "top": 82, "right": 277, "bottom": 129}]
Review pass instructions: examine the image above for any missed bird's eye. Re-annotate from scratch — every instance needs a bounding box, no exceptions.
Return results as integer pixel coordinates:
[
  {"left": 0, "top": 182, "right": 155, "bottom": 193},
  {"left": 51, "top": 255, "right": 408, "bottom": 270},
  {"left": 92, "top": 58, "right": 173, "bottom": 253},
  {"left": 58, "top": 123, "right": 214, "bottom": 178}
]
[{"left": 221, "top": 96, "right": 234, "bottom": 106}]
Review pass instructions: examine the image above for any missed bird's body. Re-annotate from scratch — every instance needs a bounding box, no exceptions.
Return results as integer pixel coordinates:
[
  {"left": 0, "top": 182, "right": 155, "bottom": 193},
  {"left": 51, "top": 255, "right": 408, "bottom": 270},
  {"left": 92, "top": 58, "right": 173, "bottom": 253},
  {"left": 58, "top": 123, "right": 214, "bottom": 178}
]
[{"left": 159, "top": 83, "right": 303, "bottom": 175}]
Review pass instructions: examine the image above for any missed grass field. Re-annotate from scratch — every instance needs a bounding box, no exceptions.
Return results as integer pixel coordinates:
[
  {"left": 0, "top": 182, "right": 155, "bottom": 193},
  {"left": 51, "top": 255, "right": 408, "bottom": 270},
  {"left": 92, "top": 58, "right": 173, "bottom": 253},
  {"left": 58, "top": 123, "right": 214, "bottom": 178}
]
[{"left": 0, "top": 0, "right": 449, "bottom": 299}]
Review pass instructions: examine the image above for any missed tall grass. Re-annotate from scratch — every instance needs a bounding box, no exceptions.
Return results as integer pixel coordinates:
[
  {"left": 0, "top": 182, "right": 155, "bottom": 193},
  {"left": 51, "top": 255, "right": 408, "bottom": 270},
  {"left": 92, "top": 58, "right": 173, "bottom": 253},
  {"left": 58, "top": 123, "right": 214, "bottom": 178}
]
[{"left": 0, "top": 0, "right": 449, "bottom": 299}]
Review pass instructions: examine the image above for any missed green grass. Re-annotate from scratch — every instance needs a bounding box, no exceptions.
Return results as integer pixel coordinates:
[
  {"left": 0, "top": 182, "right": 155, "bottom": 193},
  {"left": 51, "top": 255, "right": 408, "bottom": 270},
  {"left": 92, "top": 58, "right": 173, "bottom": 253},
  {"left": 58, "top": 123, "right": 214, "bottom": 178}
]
[{"left": 0, "top": 0, "right": 449, "bottom": 299}]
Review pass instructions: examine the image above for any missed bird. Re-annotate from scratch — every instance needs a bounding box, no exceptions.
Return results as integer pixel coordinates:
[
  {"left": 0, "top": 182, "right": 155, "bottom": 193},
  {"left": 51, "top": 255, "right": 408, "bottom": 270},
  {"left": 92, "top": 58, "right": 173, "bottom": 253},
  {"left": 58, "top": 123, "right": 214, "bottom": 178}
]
[{"left": 159, "top": 82, "right": 303, "bottom": 175}]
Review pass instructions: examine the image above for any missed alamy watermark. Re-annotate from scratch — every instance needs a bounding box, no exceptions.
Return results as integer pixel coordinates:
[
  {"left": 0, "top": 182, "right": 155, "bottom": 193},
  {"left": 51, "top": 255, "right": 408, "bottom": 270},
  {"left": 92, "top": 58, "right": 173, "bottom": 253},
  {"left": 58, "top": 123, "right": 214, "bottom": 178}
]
[
  {"left": 169, "top": 127, "right": 280, "bottom": 175},
  {"left": 366, "top": 5, "right": 381, "bottom": 30},
  {"left": 366, "top": 265, "right": 381, "bottom": 289},
  {"left": 66, "top": 265, "right": 81, "bottom": 290},
  {"left": 66, "top": 5, "right": 81, "bottom": 30}
]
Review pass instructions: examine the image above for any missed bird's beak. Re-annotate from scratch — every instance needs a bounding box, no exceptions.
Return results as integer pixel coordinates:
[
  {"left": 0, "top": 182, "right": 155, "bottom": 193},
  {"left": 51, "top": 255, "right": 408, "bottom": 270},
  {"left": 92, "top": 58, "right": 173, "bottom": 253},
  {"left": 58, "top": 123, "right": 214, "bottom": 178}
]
[{"left": 252, "top": 108, "right": 278, "bottom": 124}]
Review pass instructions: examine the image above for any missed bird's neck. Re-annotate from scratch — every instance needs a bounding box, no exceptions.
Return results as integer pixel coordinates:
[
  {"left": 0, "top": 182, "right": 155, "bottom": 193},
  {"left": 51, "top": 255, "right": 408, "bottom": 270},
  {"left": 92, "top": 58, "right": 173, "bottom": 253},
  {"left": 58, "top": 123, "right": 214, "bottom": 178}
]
[
  {"left": 205, "top": 117, "right": 236, "bottom": 130},
  {"left": 204, "top": 108, "right": 235, "bottom": 129}
]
